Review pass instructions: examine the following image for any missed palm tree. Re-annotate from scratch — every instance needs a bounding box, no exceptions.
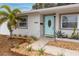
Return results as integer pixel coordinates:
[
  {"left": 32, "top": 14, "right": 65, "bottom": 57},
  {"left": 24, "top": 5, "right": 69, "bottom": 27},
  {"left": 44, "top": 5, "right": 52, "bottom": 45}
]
[{"left": 0, "top": 5, "right": 22, "bottom": 39}]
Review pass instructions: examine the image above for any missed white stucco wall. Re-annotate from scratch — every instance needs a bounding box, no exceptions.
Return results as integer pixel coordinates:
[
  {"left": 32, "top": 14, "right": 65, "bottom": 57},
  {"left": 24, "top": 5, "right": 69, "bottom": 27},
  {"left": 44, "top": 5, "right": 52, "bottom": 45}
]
[
  {"left": 13, "top": 13, "right": 41, "bottom": 37},
  {"left": 0, "top": 22, "right": 10, "bottom": 35},
  {"left": 28, "top": 13, "right": 40, "bottom": 37}
]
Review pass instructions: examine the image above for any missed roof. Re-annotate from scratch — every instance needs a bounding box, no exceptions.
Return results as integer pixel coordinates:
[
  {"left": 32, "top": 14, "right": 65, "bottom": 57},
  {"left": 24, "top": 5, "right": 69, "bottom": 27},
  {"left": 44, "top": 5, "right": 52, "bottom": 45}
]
[{"left": 22, "top": 4, "right": 79, "bottom": 14}]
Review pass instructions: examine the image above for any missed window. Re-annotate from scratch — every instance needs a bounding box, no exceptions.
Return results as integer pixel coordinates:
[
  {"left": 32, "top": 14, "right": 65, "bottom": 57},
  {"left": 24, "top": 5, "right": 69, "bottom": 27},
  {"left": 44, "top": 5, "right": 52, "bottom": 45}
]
[
  {"left": 61, "top": 14, "right": 77, "bottom": 29},
  {"left": 18, "top": 16, "right": 28, "bottom": 28}
]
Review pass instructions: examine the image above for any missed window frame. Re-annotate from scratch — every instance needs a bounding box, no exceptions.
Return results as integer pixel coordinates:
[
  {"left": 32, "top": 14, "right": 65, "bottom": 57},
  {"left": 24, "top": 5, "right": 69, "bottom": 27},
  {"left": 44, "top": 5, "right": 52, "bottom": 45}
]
[
  {"left": 18, "top": 16, "right": 28, "bottom": 29},
  {"left": 61, "top": 14, "right": 78, "bottom": 29}
]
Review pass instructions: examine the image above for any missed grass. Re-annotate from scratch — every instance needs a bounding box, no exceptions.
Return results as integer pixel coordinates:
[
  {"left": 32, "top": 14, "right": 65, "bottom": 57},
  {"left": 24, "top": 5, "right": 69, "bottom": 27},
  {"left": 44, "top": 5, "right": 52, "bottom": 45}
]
[{"left": 47, "top": 40, "right": 79, "bottom": 51}]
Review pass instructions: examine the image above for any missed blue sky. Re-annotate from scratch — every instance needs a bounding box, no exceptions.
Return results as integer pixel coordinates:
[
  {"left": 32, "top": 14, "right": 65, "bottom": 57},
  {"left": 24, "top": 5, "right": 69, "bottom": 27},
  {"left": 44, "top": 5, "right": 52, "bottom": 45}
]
[{"left": 0, "top": 3, "right": 33, "bottom": 11}]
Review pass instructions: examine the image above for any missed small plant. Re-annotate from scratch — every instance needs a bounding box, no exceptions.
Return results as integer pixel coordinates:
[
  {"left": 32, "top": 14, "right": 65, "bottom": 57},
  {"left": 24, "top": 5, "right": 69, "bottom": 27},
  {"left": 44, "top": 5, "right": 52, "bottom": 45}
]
[
  {"left": 15, "top": 44, "right": 20, "bottom": 49},
  {"left": 71, "top": 25, "right": 77, "bottom": 37},
  {"left": 24, "top": 35, "right": 28, "bottom": 38},
  {"left": 13, "top": 34, "right": 16, "bottom": 36},
  {"left": 76, "top": 33, "right": 79, "bottom": 40},
  {"left": 56, "top": 31, "right": 66, "bottom": 38},
  {"left": 30, "top": 36, "right": 38, "bottom": 41},
  {"left": 18, "top": 34, "right": 22, "bottom": 37},
  {"left": 71, "top": 32, "right": 79, "bottom": 40},
  {"left": 26, "top": 46, "right": 32, "bottom": 51},
  {"left": 70, "top": 26, "right": 79, "bottom": 39},
  {"left": 38, "top": 48, "right": 45, "bottom": 56}
]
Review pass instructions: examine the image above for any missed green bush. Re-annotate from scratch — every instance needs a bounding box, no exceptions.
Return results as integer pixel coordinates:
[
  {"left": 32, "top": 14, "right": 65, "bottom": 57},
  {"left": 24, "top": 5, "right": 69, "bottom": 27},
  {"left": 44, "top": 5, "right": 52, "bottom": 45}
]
[{"left": 38, "top": 48, "right": 45, "bottom": 56}]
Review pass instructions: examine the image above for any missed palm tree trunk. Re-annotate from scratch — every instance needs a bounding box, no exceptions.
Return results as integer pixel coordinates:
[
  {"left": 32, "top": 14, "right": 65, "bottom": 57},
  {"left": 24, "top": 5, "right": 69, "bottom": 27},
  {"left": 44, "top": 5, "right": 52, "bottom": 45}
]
[{"left": 9, "top": 30, "right": 13, "bottom": 39}]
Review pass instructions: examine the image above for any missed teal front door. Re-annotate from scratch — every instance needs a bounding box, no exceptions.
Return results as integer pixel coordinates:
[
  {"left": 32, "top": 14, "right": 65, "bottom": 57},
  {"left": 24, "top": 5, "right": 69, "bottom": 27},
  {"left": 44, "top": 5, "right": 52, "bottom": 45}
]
[{"left": 44, "top": 16, "right": 55, "bottom": 37}]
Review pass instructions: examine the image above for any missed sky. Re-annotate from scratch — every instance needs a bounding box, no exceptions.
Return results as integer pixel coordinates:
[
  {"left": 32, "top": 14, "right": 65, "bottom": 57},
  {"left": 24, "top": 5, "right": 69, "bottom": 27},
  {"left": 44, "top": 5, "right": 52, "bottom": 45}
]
[{"left": 0, "top": 3, "right": 33, "bottom": 11}]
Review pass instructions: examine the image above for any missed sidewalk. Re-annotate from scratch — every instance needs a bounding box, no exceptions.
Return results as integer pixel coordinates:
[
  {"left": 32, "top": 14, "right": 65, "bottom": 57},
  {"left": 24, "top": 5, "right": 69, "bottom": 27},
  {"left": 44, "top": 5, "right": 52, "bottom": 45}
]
[{"left": 28, "top": 38, "right": 49, "bottom": 50}]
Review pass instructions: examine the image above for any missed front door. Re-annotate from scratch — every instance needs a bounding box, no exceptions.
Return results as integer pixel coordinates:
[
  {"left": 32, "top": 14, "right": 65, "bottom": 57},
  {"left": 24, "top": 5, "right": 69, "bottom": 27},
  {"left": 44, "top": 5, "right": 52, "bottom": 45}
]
[{"left": 44, "top": 16, "right": 55, "bottom": 37}]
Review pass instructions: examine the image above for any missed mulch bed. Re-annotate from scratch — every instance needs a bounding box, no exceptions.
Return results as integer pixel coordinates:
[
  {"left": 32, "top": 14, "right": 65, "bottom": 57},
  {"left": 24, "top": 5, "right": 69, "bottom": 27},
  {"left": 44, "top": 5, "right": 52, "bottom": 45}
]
[
  {"left": 11, "top": 41, "right": 53, "bottom": 56},
  {"left": 11, "top": 47, "right": 52, "bottom": 56},
  {"left": 47, "top": 40, "right": 79, "bottom": 51},
  {"left": 0, "top": 35, "right": 29, "bottom": 56}
]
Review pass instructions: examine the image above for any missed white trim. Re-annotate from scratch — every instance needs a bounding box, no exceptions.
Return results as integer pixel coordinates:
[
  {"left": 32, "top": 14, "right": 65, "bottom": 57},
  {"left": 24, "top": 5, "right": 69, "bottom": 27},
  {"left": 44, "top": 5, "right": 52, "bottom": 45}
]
[{"left": 77, "top": 14, "right": 79, "bottom": 29}]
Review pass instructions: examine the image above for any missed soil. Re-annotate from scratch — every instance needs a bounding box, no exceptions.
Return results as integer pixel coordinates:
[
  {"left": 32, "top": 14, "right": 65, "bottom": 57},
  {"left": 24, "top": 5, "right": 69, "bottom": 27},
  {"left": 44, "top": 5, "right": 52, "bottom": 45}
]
[
  {"left": 0, "top": 35, "right": 28, "bottom": 56},
  {"left": 11, "top": 48, "right": 53, "bottom": 56},
  {"left": 47, "top": 40, "right": 79, "bottom": 51}
]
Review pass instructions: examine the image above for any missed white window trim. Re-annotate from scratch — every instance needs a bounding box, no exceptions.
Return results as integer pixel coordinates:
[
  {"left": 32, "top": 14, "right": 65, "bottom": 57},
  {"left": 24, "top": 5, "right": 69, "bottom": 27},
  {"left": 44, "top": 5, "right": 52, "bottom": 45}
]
[{"left": 61, "top": 14, "right": 78, "bottom": 29}]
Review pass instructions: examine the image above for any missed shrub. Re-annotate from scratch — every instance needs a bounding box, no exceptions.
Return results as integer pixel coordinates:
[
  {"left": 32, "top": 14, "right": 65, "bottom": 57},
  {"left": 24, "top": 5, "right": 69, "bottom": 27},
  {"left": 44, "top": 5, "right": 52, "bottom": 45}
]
[
  {"left": 56, "top": 31, "right": 67, "bottom": 38},
  {"left": 70, "top": 26, "right": 79, "bottom": 39},
  {"left": 30, "top": 36, "right": 38, "bottom": 41},
  {"left": 71, "top": 32, "right": 79, "bottom": 40},
  {"left": 76, "top": 33, "right": 79, "bottom": 40},
  {"left": 38, "top": 48, "right": 45, "bottom": 56},
  {"left": 26, "top": 46, "right": 32, "bottom": 51},
  {"left": 71, "top": 26, "right": 76, "bottom": 37}
]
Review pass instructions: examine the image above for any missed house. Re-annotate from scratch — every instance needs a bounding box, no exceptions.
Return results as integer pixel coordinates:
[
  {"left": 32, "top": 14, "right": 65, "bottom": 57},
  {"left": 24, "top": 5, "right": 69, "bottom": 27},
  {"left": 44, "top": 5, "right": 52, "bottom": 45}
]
[{"left": 0, "top": 4, "right": 79, "bottom": 38}]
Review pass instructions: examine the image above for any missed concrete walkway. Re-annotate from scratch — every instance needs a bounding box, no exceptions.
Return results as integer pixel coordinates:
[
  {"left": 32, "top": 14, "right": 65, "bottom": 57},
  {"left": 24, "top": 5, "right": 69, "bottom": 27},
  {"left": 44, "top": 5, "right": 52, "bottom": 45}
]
[
  {"left": 44, "top": 46, "right": 79, "bottom": 56},
  {"left": 28, "top": 38, "right": 79, "bottom": 56},
  {"left": 28, "top": 38, "right": 49, "bottom": 50}
]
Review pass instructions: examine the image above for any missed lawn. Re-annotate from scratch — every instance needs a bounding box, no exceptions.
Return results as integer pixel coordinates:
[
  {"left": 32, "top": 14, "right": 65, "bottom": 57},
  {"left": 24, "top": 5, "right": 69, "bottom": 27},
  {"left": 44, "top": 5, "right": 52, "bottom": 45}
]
[
  {"left": 0, "top": 35, "right": 37, "bottom": 56},
  {"left": 47, "top": 40, "right": 79, "bottom": 51}
]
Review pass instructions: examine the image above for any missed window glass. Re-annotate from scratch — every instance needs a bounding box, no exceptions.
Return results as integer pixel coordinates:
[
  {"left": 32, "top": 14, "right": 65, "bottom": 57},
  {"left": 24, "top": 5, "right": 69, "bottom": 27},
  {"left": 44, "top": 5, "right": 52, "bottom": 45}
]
[
  {"left": 19, "top": 16, "right": 28, "bottom": 28},
  {"left": 61, "top": 15, "right": 77, "bottom": 28}
]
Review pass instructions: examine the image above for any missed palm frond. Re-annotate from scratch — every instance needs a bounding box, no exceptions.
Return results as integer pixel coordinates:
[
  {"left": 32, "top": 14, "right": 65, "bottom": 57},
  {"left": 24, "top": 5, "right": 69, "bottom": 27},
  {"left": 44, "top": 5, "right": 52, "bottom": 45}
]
[
  {"left": 12, "top": 8, "right": 21, "bottom": 15},
  {"left": 8, "top": 13, "right": 15, "bottom": 21},
  {"left": 0, "top": 5, "right": 11, "bottom": 13},
  {"left": 0, "top": 17, "right": 7, "bottom": 25},
  {"left": 0, "top": 11, "right": 8, "bottom": 16},
  {"left": 15, "top": 17, "right": 22, "bottom": 21}
]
